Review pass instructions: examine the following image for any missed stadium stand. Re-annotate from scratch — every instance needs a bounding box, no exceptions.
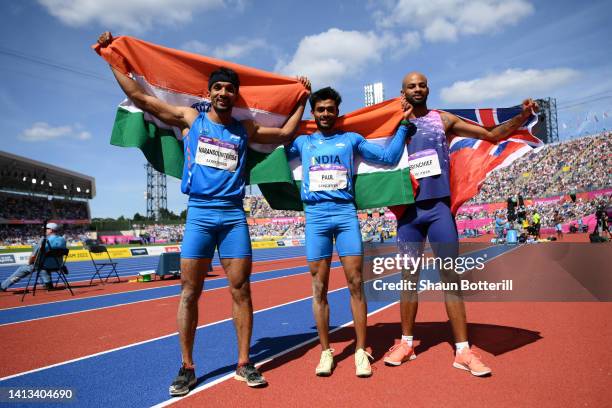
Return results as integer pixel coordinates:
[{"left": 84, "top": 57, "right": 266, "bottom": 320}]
[
  {"left": 1, "top": 132, "right": 609, "bottom": 244},
  {"left": 471, "top": 132, "right": 610, "bottom": 204},
  {"left": 0, "top": 151, "right": 94, "bottom": 246}
]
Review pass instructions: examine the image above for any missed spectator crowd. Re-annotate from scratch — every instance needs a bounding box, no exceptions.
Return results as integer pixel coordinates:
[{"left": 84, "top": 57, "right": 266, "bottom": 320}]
[
  {"left": 1, "top": 132, "right": 609, "bottom": 246},
  {"left": 471, "top": 132, "right": 610, "bottom": 204},
  {"left": 0, "top": 192, "right": 89, "bottom": 221}
]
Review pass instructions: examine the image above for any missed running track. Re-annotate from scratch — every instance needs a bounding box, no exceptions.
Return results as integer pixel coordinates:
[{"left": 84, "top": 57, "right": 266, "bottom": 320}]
[{"left": 0, "top": 243, "right": 609, "bottom": 407}]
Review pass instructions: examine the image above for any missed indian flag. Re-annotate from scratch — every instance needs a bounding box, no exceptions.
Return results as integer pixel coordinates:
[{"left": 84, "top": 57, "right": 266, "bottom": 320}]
[{"left": 94, "top": 36, "right": 415, "bottom": 210}]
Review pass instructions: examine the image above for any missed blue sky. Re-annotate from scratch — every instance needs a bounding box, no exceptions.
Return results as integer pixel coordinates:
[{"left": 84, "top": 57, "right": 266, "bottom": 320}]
[{"left": 1, "top": 0, "right": 610, "bottom": 218}]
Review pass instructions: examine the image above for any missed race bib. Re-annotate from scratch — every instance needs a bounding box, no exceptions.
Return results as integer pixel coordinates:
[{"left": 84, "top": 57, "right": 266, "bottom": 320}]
[
  {"left": 195, "top": 136, "right": 239, "bottom": 172},
  {"left": 309, "top": 164, "right": 348, "bottom": 192},
  {"left": 408, "top": 149, "right": 442, "bottom": 179}
]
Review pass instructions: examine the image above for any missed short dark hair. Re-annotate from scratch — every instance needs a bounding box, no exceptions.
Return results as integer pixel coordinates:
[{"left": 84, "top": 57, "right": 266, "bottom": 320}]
[
  {"left": 208, "top": 67, "right": 240, "bottom": 91},
  {"left": 309, "top": 86, "right": 342, "bottom": 111}
]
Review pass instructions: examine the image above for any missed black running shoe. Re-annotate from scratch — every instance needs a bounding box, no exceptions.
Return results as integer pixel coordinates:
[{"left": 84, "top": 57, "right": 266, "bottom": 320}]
[
  {"left": 169, "top": 366, "right": 197, "bottom": 396},
  {"left": 234, "top": 363, "right": 267, "bottom": 387}
]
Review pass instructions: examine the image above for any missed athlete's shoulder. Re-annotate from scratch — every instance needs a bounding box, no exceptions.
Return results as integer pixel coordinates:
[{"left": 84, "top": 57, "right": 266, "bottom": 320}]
[{"left": 344, "top": 131, "right": 365, "bottom": 143}]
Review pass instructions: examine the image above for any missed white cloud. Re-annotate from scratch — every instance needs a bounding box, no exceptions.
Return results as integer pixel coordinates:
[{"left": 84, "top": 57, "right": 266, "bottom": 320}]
[
  {"left": 440, "top": 68, "right": 579, "bottom": 104},
  {"left": 391, "top": 31, "right": 421, "bottom": 58},
  {"left": 182, "top": 38, "right": 270, "bottom": 60},
  {"left": 276, "top": 28, "right": 396, "bottom": 87},
  {"left": 19, "top": 122, "right": 92, "bottom": 142},
  {"left": 181, "top": 40, "right": 210, "bottom": 55},
  {"left": 375, "top": 0, "right": 534, "bottom": 42},
  {"left": 424, "top": 18, "right": 458, "bottom": 42},
  {"left": 37, "top": 0, "right": 240, "bottom": 33}
]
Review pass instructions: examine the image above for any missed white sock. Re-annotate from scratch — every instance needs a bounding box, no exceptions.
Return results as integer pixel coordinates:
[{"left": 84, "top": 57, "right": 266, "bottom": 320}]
[
  {"left": 455, "top": 341, "right": 469, "bottom": 352},
  {"left": 401, "top": 335, "right": 413, "bottom": 347}
]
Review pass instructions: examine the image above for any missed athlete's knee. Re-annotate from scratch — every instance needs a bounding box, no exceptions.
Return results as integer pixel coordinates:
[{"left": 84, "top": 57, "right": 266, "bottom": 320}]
[
  {"left": 180, "top": 284, "right": 201, "bottom": 306},
  {"left": 312, "top": 279, "right": 328, "bottom": 303},
  {"left": 229, "top": 280, "right": 251, "bottom": 304},
  {"left": 345, "top": 273, "right": 363, "bottom": 297}
]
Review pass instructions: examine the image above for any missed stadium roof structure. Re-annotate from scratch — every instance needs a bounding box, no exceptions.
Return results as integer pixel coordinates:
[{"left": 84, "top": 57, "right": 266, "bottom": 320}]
[{"left": 0, "top": 150, "right": 95, "bottom": 199}]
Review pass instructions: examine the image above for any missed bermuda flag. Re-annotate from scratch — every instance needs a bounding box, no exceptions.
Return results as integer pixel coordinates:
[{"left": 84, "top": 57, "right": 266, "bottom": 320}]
[
  {"left": 94, "top": 36, "right": 416, "bottom": 210},
  {"left": 443, "top": 107, "right": 542, "bottom": 214},
  {"left": 94, "top": 36, "right": 540, "bottom": 212}
]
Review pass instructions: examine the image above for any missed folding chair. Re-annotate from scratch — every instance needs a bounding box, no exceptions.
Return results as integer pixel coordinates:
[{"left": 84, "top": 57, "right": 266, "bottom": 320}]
[
  {"left": 88, "top": 245, "right": 120, "bottom": 285},
  {"left": 22, "top": 247, "right": 72, "bottom": 301}
]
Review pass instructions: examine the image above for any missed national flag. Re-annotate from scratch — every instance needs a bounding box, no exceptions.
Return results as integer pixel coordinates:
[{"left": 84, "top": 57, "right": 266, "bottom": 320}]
[
  {"left": 94, "top": 36, "right": 415, "bottom": 210},
  {"left": 443, "top": 107, "right": 541, "bottom": 213},
  {"left": 95, "top": 36, "right": 540, "bottom": 214}
]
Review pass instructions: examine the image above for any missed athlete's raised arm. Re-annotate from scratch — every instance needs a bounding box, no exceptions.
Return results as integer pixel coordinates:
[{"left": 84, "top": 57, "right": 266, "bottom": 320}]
[
  {"left": 98, "top": 32, "right": 198, "bottom": 133},
  {"left": 356, "top": 99, "right": 416, "bottom": 166},
  {"left": 440, "top": 99, "right": 538, "bottom": 143},
  {"left": 243, "top": 76, "right": 311, "bottom": 144}
]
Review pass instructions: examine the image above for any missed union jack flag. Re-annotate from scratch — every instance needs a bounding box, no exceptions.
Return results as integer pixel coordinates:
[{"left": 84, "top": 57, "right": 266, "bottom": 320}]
[{"left": 442, "top": 106, "right": 542, "bottom": 213}]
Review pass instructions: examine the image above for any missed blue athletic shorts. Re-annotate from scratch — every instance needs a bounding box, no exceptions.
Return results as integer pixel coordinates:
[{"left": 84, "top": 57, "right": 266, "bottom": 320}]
[
  {"left": 181, "top": 202, "right": 252, "bottom": 260},
  {"left": 396, "top": 198, "right": 458, "bottom": 258},
  {"left": 304, "top": 201, "right": 363, "bottom": 261}
]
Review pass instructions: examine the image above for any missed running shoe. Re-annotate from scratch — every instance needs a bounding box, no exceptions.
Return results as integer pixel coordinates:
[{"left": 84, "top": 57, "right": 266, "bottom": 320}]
[
  {"left": 383, "top": 340, "right": 417, "bottom": 366},
  {"left": 315, "top": 348, "right": 334, "bottom": 376},
  {"left": 234, "top": 363, "right": 267, "bottom": 387},
  {"left": 169, "top": 365, "right": 197, "bottom": 396},
  {"left": 453, "top": 347, "right": 492, "bottom": 376},
  {"left": 355, "top": 348, "right": 373, "bottom": 377}
]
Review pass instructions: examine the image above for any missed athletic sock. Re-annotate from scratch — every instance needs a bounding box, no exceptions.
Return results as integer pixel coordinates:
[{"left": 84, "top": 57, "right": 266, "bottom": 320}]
[
  {"left": 455, "top": 341, "right": 469, "bottom": 352},
  {"left": 401, "top": 335, "right": 413, "bottom": 347}
]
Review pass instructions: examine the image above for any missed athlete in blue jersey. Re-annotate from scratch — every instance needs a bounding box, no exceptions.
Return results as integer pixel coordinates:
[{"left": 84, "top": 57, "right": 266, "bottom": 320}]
[
  {"left": 383, "top": 72, "right": 538, "bottom": 376},
  {"left": 286, "top": 87, "right": 416, "bottom": 377},
  {"left": 99, "top": 32, "right": 311, "bottom": 397}
]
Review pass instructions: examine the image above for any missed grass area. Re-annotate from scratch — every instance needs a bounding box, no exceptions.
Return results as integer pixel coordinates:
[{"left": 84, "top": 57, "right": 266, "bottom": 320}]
[{"left": 0, "top": 242, "right": 176, "bottom": 254}]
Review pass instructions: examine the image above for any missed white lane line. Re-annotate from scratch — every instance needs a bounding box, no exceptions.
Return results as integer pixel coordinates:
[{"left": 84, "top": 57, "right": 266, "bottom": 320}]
[
  {"left": 155, "top": 245, "right": 518, "bottom": 407},
  {"left": 152, "top": 301, "right": 400, "bottom": 408},
  {"left": 0, "top": 279, "right": 349, "bottom": 382},
  {"left": 0, "top": 257, "right": 311, "bottom": 312},
  {"left": 0, "top": 263, "right": 335, "bottom": 328}
]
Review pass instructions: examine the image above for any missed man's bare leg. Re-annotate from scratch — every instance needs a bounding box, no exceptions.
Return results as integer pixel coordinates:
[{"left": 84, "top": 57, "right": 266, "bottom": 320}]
[
  {"left": 221, "top": 257, "right": 253, "bottom": 364},
  {"left": 309, "top": 258, "right": 332, "bottom": 349},
  {"left": 340, "top": 255, "right": 367, "bottom": 350},
  {"left": 444, "top": 294, "right": 468, "bottom": 343},
  {"left": 177, "top": 258, "right": 210, "bottom": 366}
]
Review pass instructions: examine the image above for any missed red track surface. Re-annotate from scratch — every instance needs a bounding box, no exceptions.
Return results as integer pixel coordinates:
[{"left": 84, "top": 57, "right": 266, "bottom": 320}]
[
  {"left": 3, "top": 243, "right": 610, "bottom": 407},
  {"left": 0, "top": 264, "right": 345, "bottom": 378},
  {"left": 0, "top": 256, "right": 319, "bottom": 309},
  {"left": 171, "top": 243, "right": 612, "bottom": 407},
  {"left": 177, "top": 302, "right": 611, "bottom": 408}
]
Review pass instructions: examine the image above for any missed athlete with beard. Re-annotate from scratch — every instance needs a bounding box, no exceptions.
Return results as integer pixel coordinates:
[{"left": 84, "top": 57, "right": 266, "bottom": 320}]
[
  {"left": 286, "top": 87, "right": 417, "bottom": 377},
  {"left": 98, "top": 32, "right": 311, "bottom": 396},
  {"left": 383, "top": 72, "right": 537, "bottom": 376}
]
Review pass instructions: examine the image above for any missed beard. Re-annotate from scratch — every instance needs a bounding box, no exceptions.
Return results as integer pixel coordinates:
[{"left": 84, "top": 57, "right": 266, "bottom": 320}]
[
  {"left": 315, "top": 116, "right": 336, "bottom": 131},
  {"left": 213, "top": 104, "right": 232, "bottom": 113},
  {"left": 406, "top": 94, "right": 428, "bottom": 107}
]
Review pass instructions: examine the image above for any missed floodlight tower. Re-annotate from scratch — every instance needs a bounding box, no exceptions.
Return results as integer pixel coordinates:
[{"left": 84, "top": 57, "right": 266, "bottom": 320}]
[
  {"left": 364, "top": 82, "right": 384, "bottom": 107},
  {"left": 145, "top": 163, "right": 168, "bottom": 220}
]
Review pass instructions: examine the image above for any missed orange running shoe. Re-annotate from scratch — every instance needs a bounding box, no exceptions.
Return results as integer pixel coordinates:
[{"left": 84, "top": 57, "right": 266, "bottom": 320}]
[
  {"left": 383, "top": 340, "right": 417, "bottom": 366},
  {"left": 453, "top": 347, "right": 492, "bottom": 376}
]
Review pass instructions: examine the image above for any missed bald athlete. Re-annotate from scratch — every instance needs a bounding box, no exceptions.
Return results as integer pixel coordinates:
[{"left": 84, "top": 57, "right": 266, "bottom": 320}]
[{"left": 383, "top": 72, "right": 538, "bottom": 376}]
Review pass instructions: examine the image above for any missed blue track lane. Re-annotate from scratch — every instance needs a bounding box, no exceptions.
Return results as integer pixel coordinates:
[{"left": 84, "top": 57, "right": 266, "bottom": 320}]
[
  {"left": 0, "top": 261, "right": 343, "bottom": 326},
  {"left": 0, "top": 245, "right": 515, "bottom": 408}
]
